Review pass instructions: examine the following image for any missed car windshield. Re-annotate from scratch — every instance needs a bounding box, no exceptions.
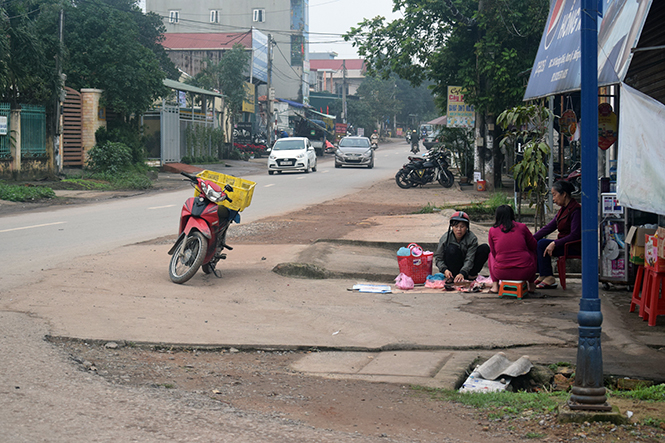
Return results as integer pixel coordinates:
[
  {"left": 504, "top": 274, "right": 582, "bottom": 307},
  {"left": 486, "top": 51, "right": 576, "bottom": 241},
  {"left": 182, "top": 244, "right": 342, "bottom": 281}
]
[
  {"left": 273, "top": 140, "right": 305, "bottom": 150},
  {"left": 339, "top": 138, "right": 370, "bottom": 148}
]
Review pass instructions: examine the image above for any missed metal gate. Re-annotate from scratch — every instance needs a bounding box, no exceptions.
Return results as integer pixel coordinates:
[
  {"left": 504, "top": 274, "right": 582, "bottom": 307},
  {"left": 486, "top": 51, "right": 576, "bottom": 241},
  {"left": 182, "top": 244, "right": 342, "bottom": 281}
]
[
  {"left": 161, "top": 105, "right": 180, "bottom": 163},
  {"left": 0, "top": 103, "right": 9, "bottom": 158},
  {"left": 20, "top": 105, "right": 46, "bottom": 156},
  {"left": 62, "top": 87, "right": 83, "bottom": 166}
]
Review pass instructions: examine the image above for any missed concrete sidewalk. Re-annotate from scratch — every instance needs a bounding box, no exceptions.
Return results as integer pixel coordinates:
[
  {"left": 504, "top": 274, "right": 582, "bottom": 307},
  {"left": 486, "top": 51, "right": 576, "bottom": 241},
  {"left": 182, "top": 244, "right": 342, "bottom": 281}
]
[{"left": 4, "top": 205, "right": 665, "bottom": 390}]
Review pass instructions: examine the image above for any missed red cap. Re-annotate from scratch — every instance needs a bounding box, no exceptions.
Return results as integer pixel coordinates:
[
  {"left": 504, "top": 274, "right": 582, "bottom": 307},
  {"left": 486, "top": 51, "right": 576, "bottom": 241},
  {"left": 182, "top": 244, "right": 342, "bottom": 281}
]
[{"left": 450, "top": 211, "right": 470, "bottom": 223}]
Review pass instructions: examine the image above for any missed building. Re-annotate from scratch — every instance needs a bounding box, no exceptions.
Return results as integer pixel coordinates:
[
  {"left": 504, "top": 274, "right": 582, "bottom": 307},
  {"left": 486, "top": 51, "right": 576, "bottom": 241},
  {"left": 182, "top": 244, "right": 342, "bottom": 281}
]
[
  {"left": 309, "top": 59, "right": 365, "bottom": 96},
  {"left": 145, "top": 0, "right": 310, "bottom": 104}
]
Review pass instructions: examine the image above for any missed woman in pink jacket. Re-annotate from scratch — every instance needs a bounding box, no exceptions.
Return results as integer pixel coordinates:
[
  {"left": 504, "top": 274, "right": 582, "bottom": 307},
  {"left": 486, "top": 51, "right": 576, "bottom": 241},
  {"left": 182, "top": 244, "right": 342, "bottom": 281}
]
[{"left": 488, "top": 205, "right": 537, "bottom": 293}]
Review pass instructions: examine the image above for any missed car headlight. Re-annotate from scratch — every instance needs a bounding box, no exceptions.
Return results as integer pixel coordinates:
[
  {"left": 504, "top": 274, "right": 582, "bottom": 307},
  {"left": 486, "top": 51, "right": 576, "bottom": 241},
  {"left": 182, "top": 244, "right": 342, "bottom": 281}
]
[
  {"left": 201, "top": 181, "right": 224, "bottom": 203},
  {"left": 269, "top": 154, "right": 276, "bottom": 160},
  {"left": 364, "top": 149, "right": 372, "bottom": 157},
  {"left": 335, "top": 149, "right": 343, "bottom": 157},
  {"left": 296, "top": 152, "right": 305, "bottom": 159}
]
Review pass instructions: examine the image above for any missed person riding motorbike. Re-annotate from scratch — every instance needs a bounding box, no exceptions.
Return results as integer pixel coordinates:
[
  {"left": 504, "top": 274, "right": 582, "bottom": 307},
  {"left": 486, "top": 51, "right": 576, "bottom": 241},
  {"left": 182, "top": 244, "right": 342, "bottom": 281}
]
[
  {"left": 370, "top": 130, "right": 379, "bottom": 148},
  {"left": 410, "top": 129, "right": 419, "bottom": 153}
]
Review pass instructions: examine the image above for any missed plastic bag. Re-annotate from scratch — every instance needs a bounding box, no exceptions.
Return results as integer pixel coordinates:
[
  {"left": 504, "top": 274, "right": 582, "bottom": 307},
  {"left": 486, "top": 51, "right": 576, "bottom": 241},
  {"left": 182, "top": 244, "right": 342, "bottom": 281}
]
[
  {"left": 395, "top": 272, "right": 414, "bottom": 290},
  {"left": 425, "top": 273, "right": 447, "bottom": 288}
]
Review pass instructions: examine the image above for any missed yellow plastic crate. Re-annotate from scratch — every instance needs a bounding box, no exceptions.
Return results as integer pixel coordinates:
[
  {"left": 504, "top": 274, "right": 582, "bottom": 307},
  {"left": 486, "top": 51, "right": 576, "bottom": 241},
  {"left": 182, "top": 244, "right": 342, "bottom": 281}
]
[{"left": 195, "top": 170, "right": 256, "bottom": 212}]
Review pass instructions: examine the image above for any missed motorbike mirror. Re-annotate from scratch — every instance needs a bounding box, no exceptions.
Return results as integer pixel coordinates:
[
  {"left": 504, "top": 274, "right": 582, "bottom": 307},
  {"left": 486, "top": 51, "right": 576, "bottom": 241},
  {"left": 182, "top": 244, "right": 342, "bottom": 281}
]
[{"left": 224, "top": 184, "right": 234, "bottom": 192}]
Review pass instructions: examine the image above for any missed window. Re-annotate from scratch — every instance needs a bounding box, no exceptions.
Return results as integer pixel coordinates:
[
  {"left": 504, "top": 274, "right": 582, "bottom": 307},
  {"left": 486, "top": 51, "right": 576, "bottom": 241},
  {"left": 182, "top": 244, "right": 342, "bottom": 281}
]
[
  {"left": 210, "top": 10, "right": 219, "bottom": 23},
  {"left": 253, "top": 9, "right": 265, "bottom": 22},
  {"left": 169, "top": 10, "right": 179, "bottom": 24}
]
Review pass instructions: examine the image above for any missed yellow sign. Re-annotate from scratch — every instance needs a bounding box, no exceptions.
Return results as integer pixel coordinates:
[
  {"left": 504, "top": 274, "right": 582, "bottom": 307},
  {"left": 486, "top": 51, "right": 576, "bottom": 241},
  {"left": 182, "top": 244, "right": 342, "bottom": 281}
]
[
  {"left": 447, "top": 86, "right": 475, "bottom": 128},
  {"left": 242, "top": 83, "right": 255, "bottom": 113}
]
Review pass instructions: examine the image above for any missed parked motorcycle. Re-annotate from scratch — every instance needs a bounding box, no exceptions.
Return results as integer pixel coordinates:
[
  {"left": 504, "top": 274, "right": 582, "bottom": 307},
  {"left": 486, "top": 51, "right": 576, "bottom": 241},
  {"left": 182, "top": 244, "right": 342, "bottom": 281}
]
[
  {"left": 552, "top": 161, "right": 581, "bottom": 196},
  {"left": 395, "top": 148, "right": 455, "bottom": 189},
  {"left": 168, "top": 171, "right": 251, "bottom": 284}
]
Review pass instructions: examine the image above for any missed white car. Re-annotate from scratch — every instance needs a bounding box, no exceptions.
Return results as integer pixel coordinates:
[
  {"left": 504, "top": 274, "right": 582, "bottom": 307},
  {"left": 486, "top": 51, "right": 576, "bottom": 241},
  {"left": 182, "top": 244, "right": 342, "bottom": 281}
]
[{"left": 268, "top": 137, "right": 317, "bottom": 175}]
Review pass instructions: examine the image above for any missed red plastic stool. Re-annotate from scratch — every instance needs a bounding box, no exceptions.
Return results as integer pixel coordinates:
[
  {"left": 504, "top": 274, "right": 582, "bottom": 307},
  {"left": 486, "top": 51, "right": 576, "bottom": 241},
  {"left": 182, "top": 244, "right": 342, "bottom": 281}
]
[
  {"left": 498, "top": 280, "right": 527, "bottom": 299},
  {"left": 630, "top": 265, "right": 646, "bottom": 318},
  {"left": 642, "top": 266, "right": 665, "bottom": 327}
]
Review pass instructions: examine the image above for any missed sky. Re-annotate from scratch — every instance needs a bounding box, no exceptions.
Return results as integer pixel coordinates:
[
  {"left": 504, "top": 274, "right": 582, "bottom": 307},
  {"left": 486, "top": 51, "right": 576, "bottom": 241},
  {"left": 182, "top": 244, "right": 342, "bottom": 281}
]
[{"left": 308, "top": 0, "right": 402, "bottom": 59}]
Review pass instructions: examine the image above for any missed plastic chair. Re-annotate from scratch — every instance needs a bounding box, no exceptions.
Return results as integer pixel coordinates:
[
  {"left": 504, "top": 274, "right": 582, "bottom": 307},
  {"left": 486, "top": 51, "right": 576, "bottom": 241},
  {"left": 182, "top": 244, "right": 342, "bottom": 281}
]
[
  {"left": 498, "top": 280, "right": 528, "bottom": 300},
  {"left": 630, "top": 265, "right": 646, "bottom": 318},
  {"left": 642, "top": 265, "right": 665, "bottom": 327},
  {"left": 557, "top": 239, "right": 581, "bottom": 290}
]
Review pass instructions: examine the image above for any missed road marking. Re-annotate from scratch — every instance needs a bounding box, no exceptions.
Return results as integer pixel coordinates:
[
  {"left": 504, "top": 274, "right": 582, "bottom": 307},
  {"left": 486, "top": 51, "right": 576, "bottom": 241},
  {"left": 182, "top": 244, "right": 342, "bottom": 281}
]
[
  {"left": 264, "top": 183, "right": 275, "bottom": 187},
  {"left": 0, "top": 221, "right": 67, "bottom": 233},
  {"left": 296, "top": 176, "right": 306, "bottom": 180},
  {"left": 321, "top": 170, "right": 329, "bottom": 173},
  {"left": 148, "top": 204, "right": 176, "bottom": 210}
]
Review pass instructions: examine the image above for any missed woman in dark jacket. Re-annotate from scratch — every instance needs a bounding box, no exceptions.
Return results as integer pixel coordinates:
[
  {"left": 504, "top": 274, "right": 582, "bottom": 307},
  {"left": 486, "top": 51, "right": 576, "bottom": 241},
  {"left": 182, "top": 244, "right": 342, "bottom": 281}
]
[
  {"left": 434, "top": 211, "right": 490, "bottom": 283},
  {"left": 534, "top": 180, "right": 581, "bottom": 289}
]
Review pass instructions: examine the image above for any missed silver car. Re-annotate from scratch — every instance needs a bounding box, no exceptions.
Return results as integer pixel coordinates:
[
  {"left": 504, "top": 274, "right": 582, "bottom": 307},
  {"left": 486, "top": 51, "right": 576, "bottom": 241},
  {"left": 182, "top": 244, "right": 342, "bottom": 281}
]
[{"left": 334, "top": 136, "right": 374, "bottom": 169}]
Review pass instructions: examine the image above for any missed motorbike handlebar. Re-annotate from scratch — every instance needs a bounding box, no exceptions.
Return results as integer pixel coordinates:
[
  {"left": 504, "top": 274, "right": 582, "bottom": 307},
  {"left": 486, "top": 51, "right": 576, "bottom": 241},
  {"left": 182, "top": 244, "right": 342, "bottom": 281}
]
[{"left": 180, "top": 171, "right": 199, "bottom": 182}]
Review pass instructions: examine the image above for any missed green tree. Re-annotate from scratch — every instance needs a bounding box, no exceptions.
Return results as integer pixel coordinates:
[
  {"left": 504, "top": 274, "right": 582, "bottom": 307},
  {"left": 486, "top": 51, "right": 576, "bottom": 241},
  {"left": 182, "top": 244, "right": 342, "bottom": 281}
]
[
  {"left": 328, "top": 98, "right": 373, "bottom": 133},
  {"left": 497, "top": 104, "right": 552, "bottom": 230},
  {"left": 345, "top": 0, "right": 548, "bottom": 186},
  {"left": 356, "top": 75, "right": 402, "bottom": 131},
  {"left": 63, "top": 0, "right": 171, "bottom": 120}
]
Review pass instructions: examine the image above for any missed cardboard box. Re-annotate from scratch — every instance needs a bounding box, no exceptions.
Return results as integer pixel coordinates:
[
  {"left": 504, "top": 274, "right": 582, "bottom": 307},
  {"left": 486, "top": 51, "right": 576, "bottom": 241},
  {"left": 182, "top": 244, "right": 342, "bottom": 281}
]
[
  {"left": 626, "top": 226, "right": 657, "bottom": 264},
  {"left": 645, "top": 234, "right": 665, "bottom": 272},
  {"left": 658, "top": 227, "right": 665, "bottom": 259}
]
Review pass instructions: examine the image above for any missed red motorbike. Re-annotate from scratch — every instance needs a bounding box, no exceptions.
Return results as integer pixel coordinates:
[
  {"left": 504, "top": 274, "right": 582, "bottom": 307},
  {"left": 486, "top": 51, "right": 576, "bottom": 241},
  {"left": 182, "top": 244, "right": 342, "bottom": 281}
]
[{"left": 168, "top": 171, "right": 239, "bottom": 284}]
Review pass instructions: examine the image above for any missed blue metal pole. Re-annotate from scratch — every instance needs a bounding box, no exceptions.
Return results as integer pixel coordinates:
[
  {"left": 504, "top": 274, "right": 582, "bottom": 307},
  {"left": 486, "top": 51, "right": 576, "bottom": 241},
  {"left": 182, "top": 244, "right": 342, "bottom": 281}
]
[{"left": 568, "top": 0, "right": 610, "bottom": 411}]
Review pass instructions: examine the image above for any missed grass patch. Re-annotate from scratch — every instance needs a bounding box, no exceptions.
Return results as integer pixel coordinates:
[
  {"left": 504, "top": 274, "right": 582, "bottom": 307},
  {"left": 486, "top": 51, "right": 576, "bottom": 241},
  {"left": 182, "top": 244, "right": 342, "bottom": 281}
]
[
  {"left": 610, "top": 383, "right": 665, "bottom": 402},
  {"left": 412, "top": 386, "right": 565, "bottom": 420},
  {"left": 413, "top": 202, "right": 440, "bottom": 214},
  {"left": 65, "top": 170, "right": 154, "bottom": 191},
  {"left": 0, "top": 182, "right": 56, "bottom": 202}
]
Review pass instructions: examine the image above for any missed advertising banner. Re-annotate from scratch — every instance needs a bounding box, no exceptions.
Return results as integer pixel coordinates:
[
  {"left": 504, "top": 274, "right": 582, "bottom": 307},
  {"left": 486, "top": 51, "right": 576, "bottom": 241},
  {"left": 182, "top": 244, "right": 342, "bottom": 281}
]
[
  {"left": 524, "top": 0, "right": 652, "bottom": 100},
  {"left": 617, "top": 83, "right": 665, "bottom": 215},
  {"left": 242, "top": 83, "right": 256, "bottom": 114},
  {"left": 447, "top": 86, "right": 475, "bottom": 128}
]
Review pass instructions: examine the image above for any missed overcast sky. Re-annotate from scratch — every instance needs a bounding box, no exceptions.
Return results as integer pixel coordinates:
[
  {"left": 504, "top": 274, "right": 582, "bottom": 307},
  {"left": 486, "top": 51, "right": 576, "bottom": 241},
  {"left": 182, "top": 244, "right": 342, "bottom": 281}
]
[{"left": 308, "top": 0, "right": 401, "bottom": 59}]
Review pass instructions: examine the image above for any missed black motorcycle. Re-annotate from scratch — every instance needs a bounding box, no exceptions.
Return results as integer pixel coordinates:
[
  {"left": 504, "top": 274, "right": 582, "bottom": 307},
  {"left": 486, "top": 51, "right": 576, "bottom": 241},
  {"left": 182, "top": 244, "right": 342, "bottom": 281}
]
[{"left": 395, "top": 148, "right": 455, "bottom": 189}]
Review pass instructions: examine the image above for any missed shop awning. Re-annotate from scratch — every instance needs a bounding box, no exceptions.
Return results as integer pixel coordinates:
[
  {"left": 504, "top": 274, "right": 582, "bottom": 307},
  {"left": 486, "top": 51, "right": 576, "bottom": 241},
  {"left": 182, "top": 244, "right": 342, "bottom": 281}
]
[
  {"left": 427, "top": 115, "right": 447, "bottom": 126},
  {"left": 163, "top": 79, "right": 225, "bottom": 98},
  {"left": 523, "top": 0, "right": 652, "bottom": 100},
  {"left": 277, "top": 98, "right": 310, "bottom": 109},
  {"left": 307, "top": 108, "right": 336, "bottom": 120}
]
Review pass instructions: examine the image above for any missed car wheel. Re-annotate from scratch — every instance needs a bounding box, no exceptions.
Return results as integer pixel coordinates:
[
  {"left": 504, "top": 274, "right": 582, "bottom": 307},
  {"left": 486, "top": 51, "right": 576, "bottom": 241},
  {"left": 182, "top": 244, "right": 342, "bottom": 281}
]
[
  {"left": 368, "top": 158, "right": 374, "bottom": 169},
  {"left": 268, "top": 170, "right": 274, "bottom": 175},
  {"left": 335, "top": 163, "right": 341, "bottom": 168},
  {"left": 312, "top": 160, "right": 317, "bottom": 172},
  {"left": 304, "top": 161, "right": 310, "bottom": 173}
]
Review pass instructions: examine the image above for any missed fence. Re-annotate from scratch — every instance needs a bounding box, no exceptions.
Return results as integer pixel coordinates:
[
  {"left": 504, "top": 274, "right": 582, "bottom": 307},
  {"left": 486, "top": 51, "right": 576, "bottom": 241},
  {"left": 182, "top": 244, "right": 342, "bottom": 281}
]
[{"left": 20, "top": 105, "right": 46, "bottom": 156}]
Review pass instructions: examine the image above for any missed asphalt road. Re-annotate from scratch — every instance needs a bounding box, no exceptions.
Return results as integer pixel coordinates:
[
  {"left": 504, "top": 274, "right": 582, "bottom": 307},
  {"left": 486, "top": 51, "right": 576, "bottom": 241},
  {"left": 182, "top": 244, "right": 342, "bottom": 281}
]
[{"left": 0, "top": 140, "right": 414, "bottom": 291}]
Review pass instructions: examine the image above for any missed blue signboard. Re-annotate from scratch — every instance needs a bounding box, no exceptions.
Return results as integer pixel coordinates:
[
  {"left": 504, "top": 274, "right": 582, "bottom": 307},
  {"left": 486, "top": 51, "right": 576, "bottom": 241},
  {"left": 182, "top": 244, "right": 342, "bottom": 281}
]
[
  {"left": 524, "top": 0, "right": 652, "bottom": 100},
  {"left": 252, "top": 29, "right": 269, "bottom": 84}
]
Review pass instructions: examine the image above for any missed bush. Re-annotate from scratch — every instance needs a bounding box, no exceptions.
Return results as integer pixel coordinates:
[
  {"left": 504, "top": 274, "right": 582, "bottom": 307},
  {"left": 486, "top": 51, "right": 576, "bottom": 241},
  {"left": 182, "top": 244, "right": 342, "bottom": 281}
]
[
  {"left": 95, "top": 124, "right": 146, "bottom": 164},
  {"left": 86, "top": 142, "right": 133, "bottom": 174}
]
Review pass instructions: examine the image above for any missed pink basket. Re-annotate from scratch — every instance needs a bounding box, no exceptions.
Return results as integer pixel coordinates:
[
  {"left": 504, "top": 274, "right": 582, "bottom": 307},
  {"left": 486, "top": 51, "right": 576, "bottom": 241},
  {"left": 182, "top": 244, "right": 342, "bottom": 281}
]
[{"left": 397, "top": 243, "right": 433, "bottom": 284}]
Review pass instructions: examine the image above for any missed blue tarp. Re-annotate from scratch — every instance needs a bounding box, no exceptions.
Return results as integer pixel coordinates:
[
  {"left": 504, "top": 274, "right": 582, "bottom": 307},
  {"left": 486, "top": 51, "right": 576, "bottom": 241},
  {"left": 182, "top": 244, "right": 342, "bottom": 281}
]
[
  {"left": 524, "top": 0, "right": 652, "bottom": 100},
  {"left": 277, "top": 98, "right": 310, "bottom": 108}
]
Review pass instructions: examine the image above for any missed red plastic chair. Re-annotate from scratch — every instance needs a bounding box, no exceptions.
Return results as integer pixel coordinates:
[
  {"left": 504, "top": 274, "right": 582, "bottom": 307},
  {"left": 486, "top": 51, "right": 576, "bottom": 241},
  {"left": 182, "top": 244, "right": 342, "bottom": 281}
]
[{"left": 557, "top": 239, "right": 581, "bottom": 290}]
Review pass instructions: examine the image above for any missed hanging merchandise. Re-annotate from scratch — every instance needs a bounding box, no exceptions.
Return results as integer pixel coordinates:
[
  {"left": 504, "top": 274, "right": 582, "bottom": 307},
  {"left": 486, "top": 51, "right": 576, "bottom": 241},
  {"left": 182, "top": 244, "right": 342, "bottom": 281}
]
[
  {"left": 598, "top": 102, "right": 618, "bottom": 151},
  {"left": 559, "top": 97, "right": 577, "bottom": 138}
]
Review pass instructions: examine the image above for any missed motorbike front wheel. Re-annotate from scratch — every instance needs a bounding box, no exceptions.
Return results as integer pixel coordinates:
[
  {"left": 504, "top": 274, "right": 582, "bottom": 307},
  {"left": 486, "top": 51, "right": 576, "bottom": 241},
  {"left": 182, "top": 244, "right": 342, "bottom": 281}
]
[
  {"left": 438, "top": 169, "right": 455, "bottom": 188},
  {"left": 169, "top": 231, "right": 208, "bottom": 284},
  {"left": 395, "top": 169, "right": 413, "bottom": 189}
]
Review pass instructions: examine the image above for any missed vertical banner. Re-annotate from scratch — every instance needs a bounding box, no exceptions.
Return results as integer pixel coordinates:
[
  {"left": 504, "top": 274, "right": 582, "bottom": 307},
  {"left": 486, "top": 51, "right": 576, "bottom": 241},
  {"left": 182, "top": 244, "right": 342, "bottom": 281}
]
[
  {"left": 242, "top": 83, "right": 256, "bottom": 114},
  {"left": 447, "top": 86, "right": 475, "bottom": 128}
]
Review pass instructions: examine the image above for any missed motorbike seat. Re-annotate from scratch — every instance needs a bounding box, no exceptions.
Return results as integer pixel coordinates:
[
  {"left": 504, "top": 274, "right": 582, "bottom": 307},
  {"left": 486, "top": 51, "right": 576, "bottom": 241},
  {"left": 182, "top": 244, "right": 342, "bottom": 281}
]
[{"left": 422, "top": 161, "right": 436, "bottom": 168}]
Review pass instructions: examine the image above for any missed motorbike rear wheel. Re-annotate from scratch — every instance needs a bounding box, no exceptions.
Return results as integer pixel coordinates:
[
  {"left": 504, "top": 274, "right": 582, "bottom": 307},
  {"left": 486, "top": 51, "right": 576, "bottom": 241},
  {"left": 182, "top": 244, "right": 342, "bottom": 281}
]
[
  {"left": 395, "top": 169, "right": 413, "bottom": 189},
  {"left": 438, "top": 169, "right": 455, "bottom": 188},
  {"left": 169, "top": 231, "right": 207, "bottom": 284}
]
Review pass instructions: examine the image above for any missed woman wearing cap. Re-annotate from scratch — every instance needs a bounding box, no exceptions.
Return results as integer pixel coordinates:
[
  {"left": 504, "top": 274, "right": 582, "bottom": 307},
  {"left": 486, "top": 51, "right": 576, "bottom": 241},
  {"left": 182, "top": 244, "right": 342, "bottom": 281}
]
[
  {"left": 434, "top": 211, "right": 490, "bottom": 283},
  {"left": 533, "top": 180, "right": 581, "bottom": 289},
  {"left": 488, "top": 205, "right": 538, "bottom": 293}
]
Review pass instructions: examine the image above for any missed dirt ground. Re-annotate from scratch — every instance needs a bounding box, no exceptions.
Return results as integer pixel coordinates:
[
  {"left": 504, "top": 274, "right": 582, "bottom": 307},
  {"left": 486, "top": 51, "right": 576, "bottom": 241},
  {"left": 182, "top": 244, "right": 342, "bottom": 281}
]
[{"left": 6, "top": 160, "right": 665, "bottom": 442}]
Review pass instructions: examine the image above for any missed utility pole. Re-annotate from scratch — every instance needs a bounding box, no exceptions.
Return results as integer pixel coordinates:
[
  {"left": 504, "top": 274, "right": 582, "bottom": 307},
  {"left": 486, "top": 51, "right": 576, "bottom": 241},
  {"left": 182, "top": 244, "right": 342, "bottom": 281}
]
[
  {"left": 266, "top": 34, "right": 274, "bottom": 145},
  {"left": 54, "top": 8, "right": 64, "bottom": 173},
  {"left": 342, "top": 60, "right": 347, "bottom": 124}
]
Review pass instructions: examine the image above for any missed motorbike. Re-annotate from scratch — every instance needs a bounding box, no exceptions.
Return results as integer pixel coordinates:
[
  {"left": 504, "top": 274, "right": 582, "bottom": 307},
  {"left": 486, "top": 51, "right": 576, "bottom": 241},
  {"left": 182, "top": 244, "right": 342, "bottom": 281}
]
[
  {"left": 395, "top": 148, "right": 455, "bottom": 189},
  {"left": 168, "top": 171, "right": 240, "bottom": 284},
  {"left": 371, "top": 141, "right": 378, "bottom": 150},
  {"left": 552, "top": 161, "right": 581, "bottom": 196},
  {"left": 405, "top": 132, "right": 412, "bottom": 144},
  {"left": 410, "top": 134, "right": 420, "bottom": 154}
]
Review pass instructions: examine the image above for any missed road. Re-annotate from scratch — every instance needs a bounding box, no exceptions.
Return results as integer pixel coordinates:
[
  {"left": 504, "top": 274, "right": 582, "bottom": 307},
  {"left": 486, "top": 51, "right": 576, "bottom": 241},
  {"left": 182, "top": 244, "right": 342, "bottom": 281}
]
[{"left": 0, "top": 139, "right": 413, "bottom": 290}]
